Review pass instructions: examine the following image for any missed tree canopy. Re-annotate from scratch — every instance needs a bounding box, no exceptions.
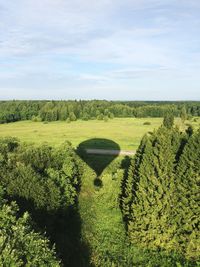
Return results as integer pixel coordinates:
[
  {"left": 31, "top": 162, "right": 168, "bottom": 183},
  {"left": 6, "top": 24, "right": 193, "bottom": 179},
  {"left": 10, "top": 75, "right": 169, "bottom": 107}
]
[
  {"left": 0, "top": 100, "right": 199, "bottom": 123},
  {"left": 120, "top": 124, "right": 200, "bottom": 260},
  {"left": 0, "top": 137, "right": 89, "bottom": 266}
]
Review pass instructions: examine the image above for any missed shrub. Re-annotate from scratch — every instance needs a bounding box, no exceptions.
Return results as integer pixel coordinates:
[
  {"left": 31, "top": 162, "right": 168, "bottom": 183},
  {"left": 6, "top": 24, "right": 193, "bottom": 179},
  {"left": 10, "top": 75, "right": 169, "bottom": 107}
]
[
  {"left": 97, "top": 114, "right": 104, "bottom": 120},
  {"left": 104, "top": 116, "right": 109, "bottom": 122},
  {"left": 31, "top": 115, "right": 42, "bottom": 122},
  {"left": 0, "top": 202, "right": 60, "bottom": 266}
]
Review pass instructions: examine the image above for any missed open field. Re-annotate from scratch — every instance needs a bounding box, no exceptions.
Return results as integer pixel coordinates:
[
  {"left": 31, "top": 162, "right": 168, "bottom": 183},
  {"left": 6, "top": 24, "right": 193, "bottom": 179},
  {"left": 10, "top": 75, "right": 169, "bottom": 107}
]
[{"left": 0, "top": 117, "right": 199, "bottom": 150}]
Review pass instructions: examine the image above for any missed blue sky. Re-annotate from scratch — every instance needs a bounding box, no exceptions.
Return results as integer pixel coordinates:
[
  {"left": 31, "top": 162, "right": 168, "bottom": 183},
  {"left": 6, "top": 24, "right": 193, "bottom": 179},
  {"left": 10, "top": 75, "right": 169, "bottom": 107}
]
[{"left": 0, "top": 0, "right": 200, "bottom": 100}]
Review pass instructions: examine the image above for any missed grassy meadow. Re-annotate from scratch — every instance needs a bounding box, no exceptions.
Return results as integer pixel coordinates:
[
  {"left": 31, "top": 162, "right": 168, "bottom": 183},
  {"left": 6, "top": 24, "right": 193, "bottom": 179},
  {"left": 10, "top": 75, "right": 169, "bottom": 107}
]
[{"left": 0, "top": 117, "right": 199, "bottom": 150}]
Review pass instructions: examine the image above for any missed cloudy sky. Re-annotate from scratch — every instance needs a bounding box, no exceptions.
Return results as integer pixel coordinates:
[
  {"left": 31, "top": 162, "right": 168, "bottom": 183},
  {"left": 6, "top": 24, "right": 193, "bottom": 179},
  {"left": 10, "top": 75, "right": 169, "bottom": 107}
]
[{"left": 0, "top": 0, "right": 200, "bottom": 100}]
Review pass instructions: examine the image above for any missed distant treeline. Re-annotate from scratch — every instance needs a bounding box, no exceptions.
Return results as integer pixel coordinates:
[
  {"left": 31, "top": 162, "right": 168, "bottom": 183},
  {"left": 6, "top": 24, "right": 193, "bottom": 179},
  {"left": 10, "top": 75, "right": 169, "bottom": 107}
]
[{"left": 0, "top": 100, "right": 200, "bottom": 123}]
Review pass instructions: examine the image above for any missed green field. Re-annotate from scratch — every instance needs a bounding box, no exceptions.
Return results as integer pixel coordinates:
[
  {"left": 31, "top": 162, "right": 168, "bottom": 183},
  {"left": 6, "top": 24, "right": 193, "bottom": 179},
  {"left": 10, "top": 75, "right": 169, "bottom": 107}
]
[{"left": 0, "top": 117, "right": 199, "bottom": 150}]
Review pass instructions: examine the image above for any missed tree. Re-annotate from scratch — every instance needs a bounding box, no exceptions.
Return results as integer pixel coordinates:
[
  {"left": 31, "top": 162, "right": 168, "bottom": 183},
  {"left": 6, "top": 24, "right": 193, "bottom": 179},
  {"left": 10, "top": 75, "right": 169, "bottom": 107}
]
[
  {"left": 59, "top": 107, "right": 68, "bottom": 121},
  {"left": 120, "top": 126, "right": 200, "bottom": 260},
  {"left": 1, "top": 100, "right": 200, "bottom": 124},
  {"left": 128, "top": 127, "right": 178, "bottom": 250},
  {"left": 173, "top": 130, "right": 200, "bottom": 258},
  {"left": 103, "top": 116, "right": 109, "bottom": 122},
  {"left": 68, "top": 112, "right": 76, "bottom": 121},
  {"left": 97, "top": 114, "right": 104, "bottom": 120},
  {"left": 0, "top": 138, "right": 84, "bottom": 265},
  {"left": 163, "top": 112, "right": 174, "bottom": 129},
  {"left": 0, "top": 202, "right": 60, "bottom": 266},
  {"left": 120, "top": 134, "right": 149, "bottom": 222},
  {"left": 180, "top": 106, "right": 187, "bottom": 123}
]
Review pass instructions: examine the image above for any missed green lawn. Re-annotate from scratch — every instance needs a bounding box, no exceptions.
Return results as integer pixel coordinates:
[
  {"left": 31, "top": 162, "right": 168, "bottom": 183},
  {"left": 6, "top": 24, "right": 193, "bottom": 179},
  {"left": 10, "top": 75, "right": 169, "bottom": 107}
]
[{"left": 0, "top": 118, "right": 199, "bottom": 150}]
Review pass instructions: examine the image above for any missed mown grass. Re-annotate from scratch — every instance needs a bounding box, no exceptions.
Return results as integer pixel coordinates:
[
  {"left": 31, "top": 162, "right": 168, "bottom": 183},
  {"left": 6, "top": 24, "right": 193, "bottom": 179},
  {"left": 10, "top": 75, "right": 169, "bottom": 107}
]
[{"left": 0, "top": 117, "right": 198, "bottom": 150}]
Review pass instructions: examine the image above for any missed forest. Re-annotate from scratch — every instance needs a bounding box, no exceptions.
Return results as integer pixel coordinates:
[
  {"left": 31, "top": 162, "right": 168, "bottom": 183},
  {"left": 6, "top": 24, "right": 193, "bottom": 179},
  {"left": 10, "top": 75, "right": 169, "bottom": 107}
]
[
  {"left": 0, "top": 106, "right": 199, "bottom": 266},
  {"left": 0, "top": 100, "right": 200, "bottom": 123},
  {"left": 120, "top": 115, "right": 200, "bottom": 261},
  {"left": 0, "top": 138, "right": 90, "bottom": 266}
]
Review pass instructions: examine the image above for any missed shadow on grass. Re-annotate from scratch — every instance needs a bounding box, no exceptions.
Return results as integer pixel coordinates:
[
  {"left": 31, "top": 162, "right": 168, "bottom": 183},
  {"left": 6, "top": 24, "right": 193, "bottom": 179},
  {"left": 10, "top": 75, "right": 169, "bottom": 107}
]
[{"left": 76, "top": 138, "right": 121, "bottom": 187}]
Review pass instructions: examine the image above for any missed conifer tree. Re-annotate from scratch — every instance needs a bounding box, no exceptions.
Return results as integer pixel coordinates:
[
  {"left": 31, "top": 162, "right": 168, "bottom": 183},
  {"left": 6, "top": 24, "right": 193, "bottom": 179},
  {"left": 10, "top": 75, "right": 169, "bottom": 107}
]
[
  {"left": 121, "top": 125, "right": 200, "bottom": 260},
  {"left": 127, "top": 127, "right": 180, "bottom": 250},
  {"left": 163, "top": 112, "right": 174, "bottom": 129},
  {"left": 173, "top": 130, "right": 200, "bottom": 258},
  {"left": 121, "top": 134, "right": 149, "bottom": 221},
  {"left": 180, "top": 106, "right": 188, "bottom": 123}
]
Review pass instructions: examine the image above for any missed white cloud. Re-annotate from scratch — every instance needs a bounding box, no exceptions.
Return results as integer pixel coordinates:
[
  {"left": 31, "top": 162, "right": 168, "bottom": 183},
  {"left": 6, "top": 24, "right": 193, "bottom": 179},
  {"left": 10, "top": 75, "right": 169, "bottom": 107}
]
[{"left": 0, "top": 0, "right": 200, "bottom": 99}]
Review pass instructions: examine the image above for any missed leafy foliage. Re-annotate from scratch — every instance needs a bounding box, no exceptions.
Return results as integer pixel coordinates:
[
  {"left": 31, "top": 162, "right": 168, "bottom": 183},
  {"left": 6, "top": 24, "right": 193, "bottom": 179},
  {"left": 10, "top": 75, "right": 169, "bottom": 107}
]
[
  {"left": 0, "top": 200, "right": 60, "bottom": 267},
  {"left": 0, "top": 137, "right": 88, "bottom": 266},
  {"left": 0, "top": 139, "right": 81, "bottom": 212}
]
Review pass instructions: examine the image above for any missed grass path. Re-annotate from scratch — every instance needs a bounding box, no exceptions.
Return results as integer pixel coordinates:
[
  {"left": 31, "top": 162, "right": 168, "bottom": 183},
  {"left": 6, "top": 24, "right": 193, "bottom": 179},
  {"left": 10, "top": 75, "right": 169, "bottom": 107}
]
[
  {"left": 79, "top": 157, "right": 131, "bottom": 267},
  {"left": 85, "top": 148, "right": 136, "bottom": 156}
]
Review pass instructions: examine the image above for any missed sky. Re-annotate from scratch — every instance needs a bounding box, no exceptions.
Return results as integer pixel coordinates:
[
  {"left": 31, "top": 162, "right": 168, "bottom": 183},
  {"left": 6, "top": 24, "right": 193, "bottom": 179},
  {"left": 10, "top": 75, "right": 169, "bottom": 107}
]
[{"left": 0, "top": 0, "right": 200, "bottom": 100}]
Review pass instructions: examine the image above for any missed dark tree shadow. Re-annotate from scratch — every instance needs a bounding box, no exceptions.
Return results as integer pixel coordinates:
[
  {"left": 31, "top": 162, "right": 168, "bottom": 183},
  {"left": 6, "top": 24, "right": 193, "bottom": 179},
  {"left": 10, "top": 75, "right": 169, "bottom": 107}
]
[
  {"left": 76, "top": 138, "right": 121, "bottom": 187},
  {"left": 119, "top": 156, "right": 133, "bottom": 228},
  {"left": 7, "top": 195, "right": 93, "bottom": 267}
]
